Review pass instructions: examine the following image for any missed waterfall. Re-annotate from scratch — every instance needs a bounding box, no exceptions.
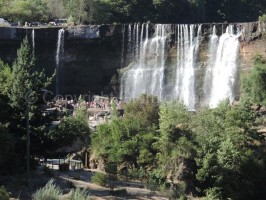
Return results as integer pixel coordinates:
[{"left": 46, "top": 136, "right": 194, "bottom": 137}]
[
  {"left": 55, "top": 29, "right": 65, "bottom": 95},
  {"left": 127, "top": 25, "right": 132, "bottom": 59},
  {"left": 203, "top": 25, "right": 219, "bottom": 106},
  {"left": 174, "top": 24, "right": 202, "bottom": 110},
  {"left": 120, "top": 23, "right": 241, "bottom": 110},
  {"left": 207, "top": 25, "right": 241, "bottom": 108},
  {"left": 120, "top": 25, "right": 126, "bottom": 68},
  {"left": 136, "top": 24, "right": 139, "bottom": 58},
  {"left": 132, "top": 24, "right": 136, "bottom": 57},
  {"left": 32, "top": 29, "right": 35, "bottom": 51},
  {"left": 120, "top": 24, "right": 169, "bottom": 101}
]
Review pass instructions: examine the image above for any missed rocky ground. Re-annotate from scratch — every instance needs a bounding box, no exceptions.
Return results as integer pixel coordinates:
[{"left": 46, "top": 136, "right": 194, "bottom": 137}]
[{"left": 2, "top": 168, "right": 169, "bottom": 200}]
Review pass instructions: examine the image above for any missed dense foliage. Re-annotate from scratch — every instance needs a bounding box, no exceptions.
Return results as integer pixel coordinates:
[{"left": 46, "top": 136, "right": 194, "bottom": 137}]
[
  {"left": 0, "top": 38, "right": 55, "bottom": 174},
  {"left": 91, "top": 172, "right": 107, "bottom": 186},
  {"left": 47, "top": 102, "right": 90, "bottom": 153},
  {"left": 0, "top": 186, "right": 10, "bottom": 200},
  {"left": 0, "top": 29, "right": 266, "bottom": 199},
  {"left": 0, "top": 0, "right": 265, "bottom": 24},
  {"left": 92, "top": 91, "right": 266, "bottom": 199},
  {"left": 242, "top": 55, "right": 266, "bottom": 108}
]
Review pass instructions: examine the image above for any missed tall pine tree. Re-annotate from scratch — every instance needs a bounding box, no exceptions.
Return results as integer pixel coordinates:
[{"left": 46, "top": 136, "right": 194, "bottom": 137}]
[{"left": 9, "top": 37, "right": 52, "bottom": 119}]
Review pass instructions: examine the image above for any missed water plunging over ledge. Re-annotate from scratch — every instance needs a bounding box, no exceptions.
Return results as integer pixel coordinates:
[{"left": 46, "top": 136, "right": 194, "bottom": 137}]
[
  {"left": 120, "top": 23, "right": 244, "bottom": 109},
  {"left": 56, "top": 29, "right": 65, "bottom": 95},
  {"left": 0, "top": 22, "right": 264, "bottom": 104}
]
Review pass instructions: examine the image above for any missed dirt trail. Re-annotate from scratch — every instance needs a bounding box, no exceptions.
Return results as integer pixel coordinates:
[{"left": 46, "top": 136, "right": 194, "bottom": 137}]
[{"left": 56, "top": 169, "right": 168, "bottom": 200}]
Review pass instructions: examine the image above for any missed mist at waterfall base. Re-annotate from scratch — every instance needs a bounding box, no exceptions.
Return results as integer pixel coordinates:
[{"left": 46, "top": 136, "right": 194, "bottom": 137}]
[{"left": 120, "top": 24, "right": 242, "bottom": 110}]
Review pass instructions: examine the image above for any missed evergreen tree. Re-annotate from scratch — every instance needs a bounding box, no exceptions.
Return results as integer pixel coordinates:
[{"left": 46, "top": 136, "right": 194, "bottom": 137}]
[
  {"left": 7, "top": 37, "right": 53, "bottom": 172},
  {"left": 9, "top": 37, "right": 52, "bottom": 118}
]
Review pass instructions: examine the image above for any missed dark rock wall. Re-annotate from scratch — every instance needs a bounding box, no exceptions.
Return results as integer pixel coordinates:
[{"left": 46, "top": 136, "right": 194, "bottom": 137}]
[
  {"left": 0, "top": 22, "right": 265, "bottom": 98},
  {"left": 0, "top": 25, "right": 123, "bottom": 97}
]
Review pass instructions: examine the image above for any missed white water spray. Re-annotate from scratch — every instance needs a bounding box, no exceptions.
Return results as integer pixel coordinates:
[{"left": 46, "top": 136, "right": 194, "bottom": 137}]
[
  {"left": 208, "top": 25, "right": 241, "bottom": 108},
  {"left": 55, "top": 29, "right": 65, "bottom": 95},
  {"left": 32, "top": 29, "right": 35, "bottom": 51},
  {"left": 120, "top": 24, "right": 169, "bottom": 101},
  {"left": 175, "top": 24, "right": 202, "bottom": 110}
]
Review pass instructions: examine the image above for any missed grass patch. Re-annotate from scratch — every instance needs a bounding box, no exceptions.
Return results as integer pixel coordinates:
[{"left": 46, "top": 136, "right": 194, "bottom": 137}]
[
  {"left": 0, "top": 186, "right": 10, "bottom": 200},
  {"left": 91, "top": 172, "right": 107, "bottom": 186},
  {"left": 32, "top": 179, "right": 62, "bottom": 200},
  {"left": 69, "top": 188, "right": 91, "bottom": 200}
]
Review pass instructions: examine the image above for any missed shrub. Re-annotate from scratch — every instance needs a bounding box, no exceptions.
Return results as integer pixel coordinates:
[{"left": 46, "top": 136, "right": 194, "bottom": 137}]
[
  {"left": 32, "top": 179, "right": 62, "bottom": 200},
  {"left": 204, "top": 187, "right": 222, "bottom": 200},
  {"left": 91, "top": 172, "right": 107, "bottom": 186},
  {"left": 69, "top": 188, "right": 90, "bottom": 200},
  {"left": 0, "top": 186, "right": 10, "bottom": 200},
  {"left": 259, "top": 14, "right": 266, "bottom": 22},
  {"left": 67, "top": 15, "right": 75, "bottom": 25}
]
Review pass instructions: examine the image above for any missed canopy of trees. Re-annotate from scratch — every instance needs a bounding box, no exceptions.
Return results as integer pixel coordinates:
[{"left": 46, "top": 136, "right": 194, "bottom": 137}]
[
  {"left": 242, "top": 55, "right": 266, "bottom": 108},
  {"left": 0, "top": 38, "right": 91, "bottom": 174},
  {"left": 0, "top": 0, "right": 265, "bottom": 24},
  {"left": 92, "top": 97, "right": 266, "bottom": 199},
  {"left": 91, "top": 57, "right": 266, "bottom": 199}
]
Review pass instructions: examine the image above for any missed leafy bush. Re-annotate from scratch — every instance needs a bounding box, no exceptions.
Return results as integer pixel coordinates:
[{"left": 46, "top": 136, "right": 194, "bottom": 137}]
[
  {"left": 32, "top": 179, "right": 62, "bottom": 200},
  {"left": 67, "top": 15, "right": 75, "bottom": 25},
  {"left": 204, "top": 187, "right": 222, "bottom": 200},
  {"left": 242, "top": 55, "right": 266, "bottom": 107},
  {"left": 91, "top": 172, "right": 107, "bottom": 186},
  {"left": 69, "top": 188, "right": 90, "bottom": 200},
  {"left": 259, "top": 14, "right": 266, "bottom": 22},
  {"left": 0, "top": 186, "right": 10, "bottom": 200},
  {"left": 48, "top": 111, "right": 90, "bottom": 149}
]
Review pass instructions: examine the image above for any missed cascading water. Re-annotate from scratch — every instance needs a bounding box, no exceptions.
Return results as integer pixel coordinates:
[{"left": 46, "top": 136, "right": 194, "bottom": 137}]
[
  {"left": 206, "top": 25, "right": 241, "bottom": 108},
  {"left": 174, "top": 24, "right": 202, "bottom": 110},
  {"left": 120, "top": 25, "right": 126, "bottom": 68},
  {"left": 127, "top": 25, "right": 132, "bottom": 60},
  {"left": 32, "top": 29, "right": 35, "bottom": 51},
  {"left": 120, "top": 23, "right": 242, "bottom": 109},
  {"left": 202, "top": 25, "right": 219, "bottom": 106},
  {"left": 120, "top": 24, "right": 170, "bottom": 101},
  {"left": 55, "top": 29, "right": 65, "bottom": 95}
]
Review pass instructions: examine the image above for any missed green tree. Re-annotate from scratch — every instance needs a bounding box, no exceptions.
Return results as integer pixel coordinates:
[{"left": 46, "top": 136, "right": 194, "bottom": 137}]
[
  {"left": 9, "top": 37, "right": 52, "bottom": 117},
  {"left": 242, "top": 55, "right": 266, "bottom": 108},
  {"left": 7, "top": 37, "right": 53, "bottom": 174},
  {"left": 44, "top": 0, "right": 66, "bottom": 20},
  {"left": 0, "top": 60, "right": 12, "bottom": 123},
  {"left": 91, "top": 95, "right": 159, "bottom": 169},
  {"left": 259, "top": 13, "right": 266, "bottom": 22},
  {"left": 65, "top": 0, "right": 90, "bottom": 24},
  {"left": 2, "top": 0, "right": 48, "bottom": 22},
  {"left": 124, "top": 94, "right": 159, "bottom": 127},
  {"left": 193, "top": 101, "right": 266, "bottom": 199},
  {"left": 0, "top": 60, "right": 12, "bottom": 96},
  {"left": 156, "top": 101, "right": 196, "bottom": 194},
  {"left": 0, "top": 124, "right": 16, "bottom": 174},
  {"left": 47, "top": 101, "right": 90, "bottom": 154}
]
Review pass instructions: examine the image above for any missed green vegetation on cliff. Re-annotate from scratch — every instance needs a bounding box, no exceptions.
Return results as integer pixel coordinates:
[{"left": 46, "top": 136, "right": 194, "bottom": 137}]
[
  {"left": 91, "top": 98, "right": 266, "bottom": 199},
  {"left": 0, "top": 0, "right": 265, "bottom": 24},
  {"left": 242, "top": 55, "right": 266, "bottom": 108},
  {"left": 91, "top": 58, "right": 266, "bottom": 199},
  {"left": 0, "top": 37, "right": 266, "bottom": 199}
]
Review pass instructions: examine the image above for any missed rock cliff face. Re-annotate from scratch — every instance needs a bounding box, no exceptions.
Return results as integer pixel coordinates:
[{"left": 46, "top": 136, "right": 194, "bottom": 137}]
[
  {"left": 0, "top": 22, "right": 265, "bottom": 99},
  {"left": 0, "top": 25, "right": 123, "bottom": 97}
]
